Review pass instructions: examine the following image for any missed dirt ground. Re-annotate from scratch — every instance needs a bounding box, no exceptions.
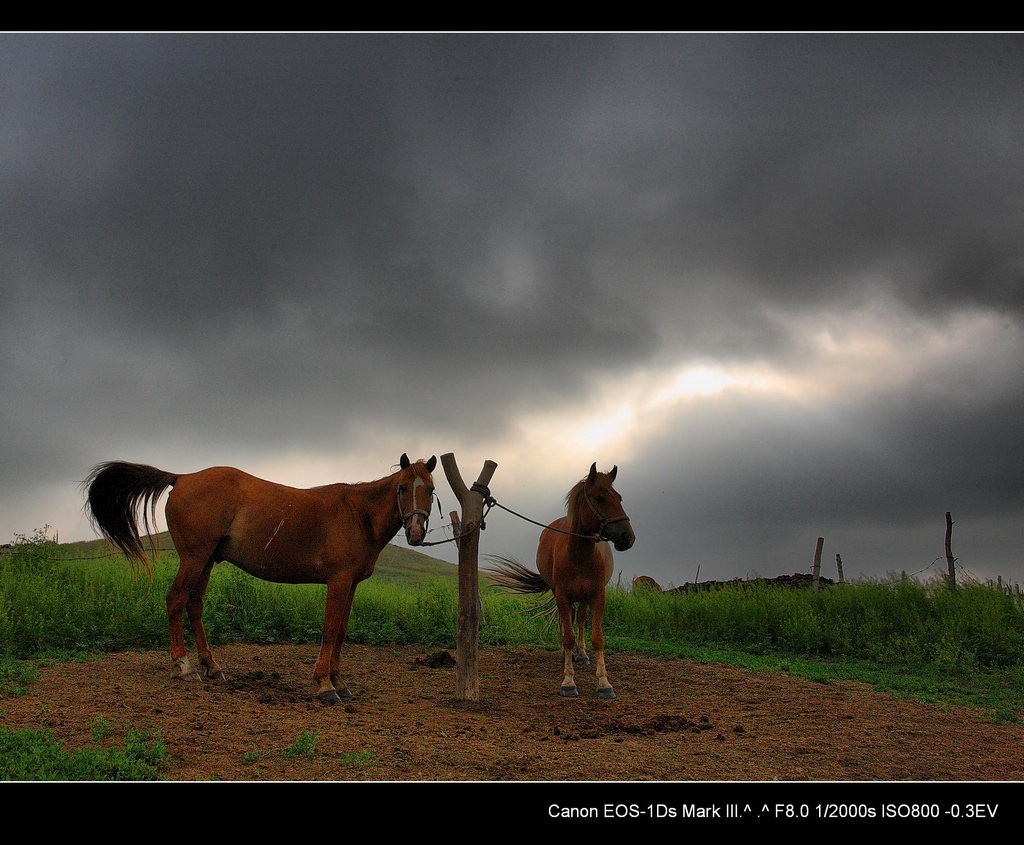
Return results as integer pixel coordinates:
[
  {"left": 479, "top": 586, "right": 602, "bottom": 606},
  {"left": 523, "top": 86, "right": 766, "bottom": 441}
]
[{"left": 3, "top": 642, "right": 1022, "bottom": 786}]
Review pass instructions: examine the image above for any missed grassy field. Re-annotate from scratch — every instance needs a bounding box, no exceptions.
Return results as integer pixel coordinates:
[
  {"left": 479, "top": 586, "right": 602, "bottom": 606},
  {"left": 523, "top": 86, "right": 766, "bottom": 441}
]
[{"left": 1, "top": 527, "right": 1022, "bottom": 777}]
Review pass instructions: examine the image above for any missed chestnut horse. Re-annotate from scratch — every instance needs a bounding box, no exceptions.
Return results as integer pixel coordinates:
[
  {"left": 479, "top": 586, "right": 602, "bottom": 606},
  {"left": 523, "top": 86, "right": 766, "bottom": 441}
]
[
  {"left": 489, "top": 463, "right": 635, "bottom": 699},
  {"left": 84, "top": 453, "right": 437, "bottom": 704}
]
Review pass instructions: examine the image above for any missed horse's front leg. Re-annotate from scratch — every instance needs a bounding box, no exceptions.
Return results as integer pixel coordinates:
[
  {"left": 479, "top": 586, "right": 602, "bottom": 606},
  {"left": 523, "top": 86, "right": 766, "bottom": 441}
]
[
  {"left": 314, "top": 575, "right": 354, "bottom": 704},
  {"left": 555, "top": 595, "right": 578, "bottom": 697},
  {"left": 327, "top": 580, "right": 359, "bottom": 698}
]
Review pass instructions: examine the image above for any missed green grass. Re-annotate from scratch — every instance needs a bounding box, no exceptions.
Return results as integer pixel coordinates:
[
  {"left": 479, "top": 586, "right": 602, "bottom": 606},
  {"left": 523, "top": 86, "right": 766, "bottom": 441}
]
[
  {"left": 598, "top": 578, "right": 1024, "bottom": 669},
  {"left": 2, "top": 529, "right": 1023, "bottom": 722},
  {"left": 0, "top": 655, "right": 38, "bottom": 695},
  {"left": 339, "top": 750, "right": 375, "bottom": 767},
  {"left": 0, "top": 724, "right": 168, "bottom": 780},
  {"left": 0, "top": 532, "right": 459, "bottom": 657},
  {"left": 242, "top": 735, "right": 373, "bottom": 772}
]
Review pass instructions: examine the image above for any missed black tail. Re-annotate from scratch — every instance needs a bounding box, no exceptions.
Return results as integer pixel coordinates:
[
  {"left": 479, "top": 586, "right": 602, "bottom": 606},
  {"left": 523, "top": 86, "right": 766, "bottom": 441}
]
[
  {"left": 83, "top": 461, "right": 179, "bottom": 572},
  {"left": 485, "top": 555, "right": 550, "bottom": 595}
]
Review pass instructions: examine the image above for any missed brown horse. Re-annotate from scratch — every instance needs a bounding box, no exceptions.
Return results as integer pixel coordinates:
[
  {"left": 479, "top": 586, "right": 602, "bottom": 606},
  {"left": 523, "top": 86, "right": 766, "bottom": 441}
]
[
  {"left": 489, "top": 463, "right": 635, "bottom": 699},
  {"left": 84, "top": 453, "right": 437, "bottom": 704}
]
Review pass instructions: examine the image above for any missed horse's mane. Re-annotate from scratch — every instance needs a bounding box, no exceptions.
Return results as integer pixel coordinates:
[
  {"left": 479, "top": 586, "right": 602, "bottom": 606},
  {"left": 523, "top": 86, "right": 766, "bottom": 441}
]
[{"left": 564, "top": 478, "right": 589, "bottom": 534}]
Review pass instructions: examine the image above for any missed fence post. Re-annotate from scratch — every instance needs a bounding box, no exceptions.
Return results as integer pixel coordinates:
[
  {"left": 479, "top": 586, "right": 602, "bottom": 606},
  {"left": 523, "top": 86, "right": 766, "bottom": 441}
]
[
  {"left": 449, "top": 511, "right": 461, "bottom": 547},
  {"left": 812, "top": 537, "right": 824, "bottom": 591},
  {"left": 944, "top": 512, "right": 957, "bottom": 591},
  {"left": 835, "top": 553, "right": 845, "bottom": 584},
  {"left": 440, "top": 452, "right": 498, "bottom": 701}
]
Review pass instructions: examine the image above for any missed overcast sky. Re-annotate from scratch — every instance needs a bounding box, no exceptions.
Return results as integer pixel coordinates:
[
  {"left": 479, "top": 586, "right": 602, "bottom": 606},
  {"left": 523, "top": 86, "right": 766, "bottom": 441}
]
[{"left": 2, "top": 32, "right": 1022, "bottom": 589}]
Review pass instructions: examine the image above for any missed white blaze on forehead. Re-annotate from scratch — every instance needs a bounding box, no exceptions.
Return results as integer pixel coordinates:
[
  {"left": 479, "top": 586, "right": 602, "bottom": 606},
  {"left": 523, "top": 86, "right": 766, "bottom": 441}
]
[{"left": 406, "top": 476, "right": 428, "bottom": 519}]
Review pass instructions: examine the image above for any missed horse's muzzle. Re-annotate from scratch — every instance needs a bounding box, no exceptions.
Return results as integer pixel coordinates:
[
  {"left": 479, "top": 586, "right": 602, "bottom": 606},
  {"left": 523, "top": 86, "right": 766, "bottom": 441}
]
[
  {"left": 610, "top": 524, "right": 635, "bottom": 552},
  {"left": 404, "top": 513, "right": 428, "bottom": 546}
]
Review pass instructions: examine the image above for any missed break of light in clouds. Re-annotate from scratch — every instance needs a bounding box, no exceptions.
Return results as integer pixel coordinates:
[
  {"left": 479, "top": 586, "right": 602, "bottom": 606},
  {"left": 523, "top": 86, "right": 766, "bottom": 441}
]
[{"left": 1, "top": 32, "right": 1022, "bottom": 591}]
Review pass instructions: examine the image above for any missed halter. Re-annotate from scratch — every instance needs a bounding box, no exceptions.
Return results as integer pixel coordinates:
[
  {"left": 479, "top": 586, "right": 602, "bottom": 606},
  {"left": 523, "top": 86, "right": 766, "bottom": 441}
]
[
  {"left": 582, "top": 484, "right": 631, "bottom": 541},
  {"left": 397, "top": 475, "right": 432, "bottom": 534}
]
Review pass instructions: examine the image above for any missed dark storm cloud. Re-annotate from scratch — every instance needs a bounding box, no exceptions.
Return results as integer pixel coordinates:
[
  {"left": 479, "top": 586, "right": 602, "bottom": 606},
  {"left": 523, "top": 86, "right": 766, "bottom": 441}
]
[
  {"left": 1, "top": 33, "right": 1022, "bottom": 584},
  {"left": 2, "top": 35, "right": 655, "bottom": 405},
  {"left": 8, "top": 34, "right": 1021, "bottom": 339},
  {"left": 586, "top": 35, "right": 1024, "bottom": 321}
]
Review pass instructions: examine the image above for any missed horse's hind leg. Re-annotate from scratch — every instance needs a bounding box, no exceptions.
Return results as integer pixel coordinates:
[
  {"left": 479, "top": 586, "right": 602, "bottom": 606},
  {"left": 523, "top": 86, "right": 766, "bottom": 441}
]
[
  {"left": 555, "top": 595, "right": 578, "bottom": 697},
  {"left": 165, "top": 553, "right": 205, "bottom": 680},
  {"left": 187, "top": 561, "right": 225, "bottom": 681},
  {"left": 166, "top": 549, "right": 217, "bottom": 682},
  {"left": 573, "top": 603, "right": 590, "bottom": 665},
  {"left": 591, "top": 592, "right": 615, "bottom": 700}
]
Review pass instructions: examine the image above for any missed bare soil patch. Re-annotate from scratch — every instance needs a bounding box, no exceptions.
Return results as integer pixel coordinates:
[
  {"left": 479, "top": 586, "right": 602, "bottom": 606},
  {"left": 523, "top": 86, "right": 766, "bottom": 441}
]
[{"left": 2, "top": 642, "right": 1022, "bottom": 782}]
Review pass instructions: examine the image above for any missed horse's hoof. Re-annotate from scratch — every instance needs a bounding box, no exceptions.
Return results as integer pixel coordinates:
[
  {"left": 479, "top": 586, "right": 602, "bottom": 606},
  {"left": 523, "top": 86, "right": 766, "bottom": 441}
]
[
  {"left": 318, "top": 690, "right": 344, "bottom": 705},
  {"left": 597, "top": 687, "right": 617, "bottom": 700},
  {"left": 573, "top": 655, "right": 590, "bottom": 665},
  {"left": 206, "top": 670, "right": 226, "bottom": 681},
  {"left": 173, "top": 658, "right": 199, "bottom": 681},
  {"left": 560, "top": 685, "right": 579, "bottom": 698},
  {"left": 337, "top": 687, "right": 353, "bottom": 699}
]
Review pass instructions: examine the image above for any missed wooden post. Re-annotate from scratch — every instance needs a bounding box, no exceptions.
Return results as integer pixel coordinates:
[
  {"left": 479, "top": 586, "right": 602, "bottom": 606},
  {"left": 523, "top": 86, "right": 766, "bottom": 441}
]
[
  {"left": 812, "top": 537, "right": 824, "bottom": 591},
  {"left": 440, "top": 452, "right": 497, "bottom": 701},
  {"left": 449, "top": 511, "right": 461, "bottom": 548},
  {"left": 944, "top": 512, "right": 956, "bottom": 591},
  {"left": 835, "top": 553, "right": 845, "bottom": 584}
]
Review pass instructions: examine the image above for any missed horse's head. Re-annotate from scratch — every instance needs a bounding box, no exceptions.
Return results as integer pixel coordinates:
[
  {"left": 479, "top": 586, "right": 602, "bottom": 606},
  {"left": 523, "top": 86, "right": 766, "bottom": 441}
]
[
  {"left": 396, "top": 453, "right": 437, "bottom": 546},
  {"left": 579, "top": 462, "right": 635, "bottom": 552}
]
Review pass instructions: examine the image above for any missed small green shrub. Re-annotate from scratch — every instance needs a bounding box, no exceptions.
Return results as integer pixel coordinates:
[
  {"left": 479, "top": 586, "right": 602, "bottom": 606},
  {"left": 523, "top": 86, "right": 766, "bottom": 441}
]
[{"left": 284, "top": 729, "right": 319, "bottom": 759}]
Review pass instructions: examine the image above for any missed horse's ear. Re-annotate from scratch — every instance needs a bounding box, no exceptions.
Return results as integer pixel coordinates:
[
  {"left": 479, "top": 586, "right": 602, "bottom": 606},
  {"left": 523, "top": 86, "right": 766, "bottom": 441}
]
[
  {"left": 400, "top": 453, "right": 410, "bottom": 469},
  {"left": 426, "top": 455, "right": 437, "bottom": 472},
  {"left": 588, "top": 462, "right": 598, "bottom": 483},
  {"left": 609, "top": 465, "right": 618, "bottom": 482}
]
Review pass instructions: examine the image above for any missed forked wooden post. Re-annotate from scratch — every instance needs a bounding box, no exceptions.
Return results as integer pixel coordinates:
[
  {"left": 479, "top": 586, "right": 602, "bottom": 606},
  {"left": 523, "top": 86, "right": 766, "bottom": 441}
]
[{"left": 440, "top": 452, "right": 497, "bottom": 700}]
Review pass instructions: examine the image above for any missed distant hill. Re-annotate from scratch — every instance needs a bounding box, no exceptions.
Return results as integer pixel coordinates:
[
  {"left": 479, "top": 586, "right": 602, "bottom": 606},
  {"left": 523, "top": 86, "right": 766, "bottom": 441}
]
[{"left": 61, "top": 532, "right": 459, "bottom": 587}]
